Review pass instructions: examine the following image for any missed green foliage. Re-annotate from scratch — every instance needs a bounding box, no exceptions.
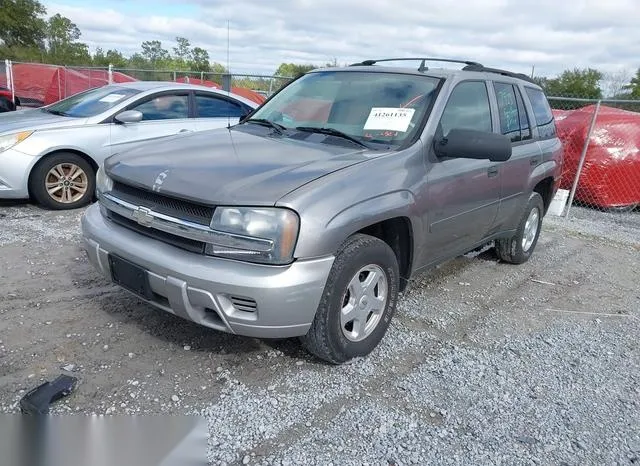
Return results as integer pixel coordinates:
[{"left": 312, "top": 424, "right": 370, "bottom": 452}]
[
  {"left": 45, "top": 13, "right": 90, "bottom": 64},
  {"left": 140, "top": 40, "right": 169, "bottom": 65},
  {"left": 0, "top": 0, "right": 47, "bottom": 48},
  {"left": 540, "top": 68, "right": 603, "bottom": 99},
  {"left": 623, "top": 68, "right": 640, "bottom": 99},
  {"left": 274, "top": 63, "right": 317, "bottom": 78}
]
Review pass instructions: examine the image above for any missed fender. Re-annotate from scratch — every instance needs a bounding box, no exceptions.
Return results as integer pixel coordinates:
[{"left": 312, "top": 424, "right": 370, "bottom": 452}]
[
  {"left": 528, "top": 160, "right": 558, "bottom": 190},
  {"left": 292, "top": 189, "right": 422, "bottom": 259}
]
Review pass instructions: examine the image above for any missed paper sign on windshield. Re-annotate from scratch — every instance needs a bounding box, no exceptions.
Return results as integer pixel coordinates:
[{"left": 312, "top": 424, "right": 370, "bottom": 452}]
[
  {"left": 364, "top": 107, "right": 415, "bottom": 132},
  {"left": 98, "top": 94, "right": 126, "bottom": 103}
]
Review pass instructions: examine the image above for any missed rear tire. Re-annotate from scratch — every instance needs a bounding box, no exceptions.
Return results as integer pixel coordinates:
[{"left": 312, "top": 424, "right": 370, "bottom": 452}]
[
  {"left": 495, "top": 192, "right": 544, "bottom": 264},
  {"left": 0, "top": 96, "right": 15, "bottom": 112},
  {"left": 30, "top": 153, "right": 95, "bottom": 210},
  {"left": 300, "top": 234, "right": 400, "bottom": 364}
]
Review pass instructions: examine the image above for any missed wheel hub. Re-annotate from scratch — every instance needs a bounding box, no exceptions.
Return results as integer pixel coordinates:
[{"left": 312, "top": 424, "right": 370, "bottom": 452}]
[
  {"left": 340, "top": 264, "right": 388, "bottom": 342},
  {"left": 522, "top": 207, "right": 540, "bottom": 252},
  {"left": 45, "top": 163, "right": 88, "bottom": 204}
]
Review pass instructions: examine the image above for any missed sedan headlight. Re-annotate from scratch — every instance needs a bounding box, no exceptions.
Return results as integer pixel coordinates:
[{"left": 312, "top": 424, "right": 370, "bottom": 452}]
[
  {"left": 96, "top": 165, "right": 114, "bottom": 195},
  {"left": 205, "top": 207, "right": 299, "bottom": 265},
  {"left": 0, "top": 131, "right": 34, "bottom": 153}
]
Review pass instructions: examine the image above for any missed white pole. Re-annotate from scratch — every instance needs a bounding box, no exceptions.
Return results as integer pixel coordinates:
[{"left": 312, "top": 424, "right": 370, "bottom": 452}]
[
  {"left": 108, "top": 64, "right": 113, "bottom": 84},
  {"left": 565, "top": 100, "right": 601, "bottom": 218}
]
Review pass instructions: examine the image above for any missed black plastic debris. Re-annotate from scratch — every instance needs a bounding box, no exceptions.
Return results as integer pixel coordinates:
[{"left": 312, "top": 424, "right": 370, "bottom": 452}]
[{"left": 19, "top": 374, "right": 78, "bottom": 414}]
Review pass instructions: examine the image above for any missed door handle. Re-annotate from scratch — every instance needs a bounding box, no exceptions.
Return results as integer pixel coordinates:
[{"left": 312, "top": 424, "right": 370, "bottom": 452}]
[
  {"left": 487, "top": 166, "right": 499, "bottom": 177},
  {"left": 179, "top": 129, "right": 191, "bottom": 133}
]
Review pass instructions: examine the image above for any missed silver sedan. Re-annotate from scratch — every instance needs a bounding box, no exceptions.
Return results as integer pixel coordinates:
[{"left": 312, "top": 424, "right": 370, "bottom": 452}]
[{"left": 0, "top": 81, "right": 259, "bottom": 209}]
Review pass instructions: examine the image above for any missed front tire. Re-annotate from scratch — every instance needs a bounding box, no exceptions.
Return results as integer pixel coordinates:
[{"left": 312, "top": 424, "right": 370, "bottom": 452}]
[
  {"left": 30, "top": 153, "right": 95, "bottom": 210},
  {"left": 495, "top": 192, "right": 544, "bottom": 264},
  {"left": 300, "top": 234, "right": 400, "bottom": 364}
]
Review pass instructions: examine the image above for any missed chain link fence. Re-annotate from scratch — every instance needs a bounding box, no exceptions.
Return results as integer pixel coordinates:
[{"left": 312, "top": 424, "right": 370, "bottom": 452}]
[
  {"left": 0, "top": 60, "right": 293, "bottom": 107},
  {"left": 549, "top": 96, "right": 640, "bottom": 217}
]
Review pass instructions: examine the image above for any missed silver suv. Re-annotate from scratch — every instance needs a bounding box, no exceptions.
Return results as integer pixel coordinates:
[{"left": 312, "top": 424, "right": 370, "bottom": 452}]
[{"left": 81, "top": 58, "right": 564, "bottom": 364}]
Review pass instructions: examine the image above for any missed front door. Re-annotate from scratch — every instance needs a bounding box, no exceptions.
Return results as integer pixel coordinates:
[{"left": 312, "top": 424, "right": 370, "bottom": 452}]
[
  {"left": 422, "top": 80, "right": 502, "bottom": 264},
  {"left": 109, "top": 91, "right": 194, "bottom": 155}
]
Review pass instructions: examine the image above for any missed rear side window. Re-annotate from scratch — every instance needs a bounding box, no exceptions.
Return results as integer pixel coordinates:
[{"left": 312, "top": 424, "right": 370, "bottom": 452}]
[
  {"left": 195, "top": 94, "right": 245, "bottom": 118},
  {"left": 524, "top": 87, "right": 556, "bottom": 138},
  {"left": 493, "top": 82, "right": 532, "bottom": 143},
  {"left": 438, "top": 81, "right": 492, "bottom": 136}
]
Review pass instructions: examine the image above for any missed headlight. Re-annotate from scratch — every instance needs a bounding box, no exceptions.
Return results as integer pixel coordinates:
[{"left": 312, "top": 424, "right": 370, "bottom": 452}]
[
  {"left": 205, "top": 207, "right": 299, "bottom": 265},
  {"left": 96, "top": 165, "right": 113, "bottom": 195},
  {"left": 0, "top": 131, "right": 34, "bottom": 153}
]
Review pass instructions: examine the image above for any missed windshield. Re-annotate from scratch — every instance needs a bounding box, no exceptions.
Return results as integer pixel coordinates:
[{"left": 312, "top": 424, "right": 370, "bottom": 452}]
[
  {"left": 45, "top": 85, "right": 141, "bottom": 118},
  {"left": 247, "top": 70, "right": 442, "bottom": 147}
]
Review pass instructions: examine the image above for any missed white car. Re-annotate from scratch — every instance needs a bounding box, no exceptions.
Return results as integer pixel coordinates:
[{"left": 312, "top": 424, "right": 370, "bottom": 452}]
[{"left": 0, "top": 82, "right": 259, "bottom": 209}]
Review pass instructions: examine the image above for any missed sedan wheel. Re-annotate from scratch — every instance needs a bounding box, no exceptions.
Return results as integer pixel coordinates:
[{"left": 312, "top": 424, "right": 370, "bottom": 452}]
[
  {"left": 45, "top": 163, "right": 89, "bottom": 205},
  {"left": 30, "top": 153, "right": 95, "bottom": 210}
]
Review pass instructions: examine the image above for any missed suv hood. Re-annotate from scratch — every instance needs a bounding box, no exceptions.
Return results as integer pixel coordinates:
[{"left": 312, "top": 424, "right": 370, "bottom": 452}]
[
  {"left": 105, "top": 127, "right": 383, "bottom": 206},
  {"left": 0, "top": 108, "right": 87, "bottom": 135}
]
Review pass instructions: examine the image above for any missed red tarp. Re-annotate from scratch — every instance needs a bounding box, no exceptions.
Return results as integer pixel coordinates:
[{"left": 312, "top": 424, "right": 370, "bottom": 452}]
[
  {"left": 9, "top": 63, "right": 136, "bottom": 105},
  {"left": 3, "top": 64, "right": 266, "bottom": 106},
  {"left": 174, "top": 76, "right": 266, "bottom": 105},
  {"left": 553, "top": 104, "right": 640, "bottom": 209}
]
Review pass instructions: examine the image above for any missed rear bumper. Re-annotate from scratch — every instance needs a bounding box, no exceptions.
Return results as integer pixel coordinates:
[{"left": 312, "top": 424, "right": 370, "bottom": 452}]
[
  {"left": 0, "top": 147, "right": 35, "bottom": 199},
  {"left": 80, "top": 203, "right": 334, "bottom": 338}
]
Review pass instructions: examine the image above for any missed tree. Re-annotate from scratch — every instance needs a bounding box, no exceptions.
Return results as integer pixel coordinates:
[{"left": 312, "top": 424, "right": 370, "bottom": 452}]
[
  {"left": 274, "top": 63, "right": 317, "bottom": 78},
  {"left": 0, "top": 0, "right": 47, "bottom": 48},
  {"left": 173, "top": 37, "right": 191, "bottom": 62},
  {"left": 188, "top": 46, "right": 210, "bottom": 72},
  {"left": 140, "top": 40, "right": 169, "bottom": 67},
  {"left": 210, "top": 62, "right": 227, "bottom": 74},
  {"left": 601, "top": 69, "right": 633, "bottom": 98},
  {"left": 45, "top": 13, "right": 90, "bottom": 64},
  {"left": 542, "top": 68, "right": 603, "bottom": 99},
  {"left": 623, "top": 68, "right": 640, "bottom": 99}
]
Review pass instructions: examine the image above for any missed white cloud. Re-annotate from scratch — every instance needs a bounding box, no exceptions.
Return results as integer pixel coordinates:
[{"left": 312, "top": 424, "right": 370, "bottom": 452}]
[{"left": 43, "top": 0, "right": 639, "bottom": 77}]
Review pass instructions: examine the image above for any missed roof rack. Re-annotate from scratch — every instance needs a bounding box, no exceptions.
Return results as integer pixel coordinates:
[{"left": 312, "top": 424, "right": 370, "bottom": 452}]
[
  {"left": 349, "top": 57, "right": 483, "bottom": 71},
  {"left": 461, "top": 64, "right": 538, "bottom": 85},
  {"left": 348, "top": 57, "right": 538, "bottom": 85}
]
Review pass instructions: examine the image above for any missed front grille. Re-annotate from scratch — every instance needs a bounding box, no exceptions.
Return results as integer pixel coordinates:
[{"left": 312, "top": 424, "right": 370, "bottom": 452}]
[
  {"left": 107, "top": 210, "right": 206, "bottom": 254},
  {"left": 111, "top": 181, "right": 214, "bottom": 225}
]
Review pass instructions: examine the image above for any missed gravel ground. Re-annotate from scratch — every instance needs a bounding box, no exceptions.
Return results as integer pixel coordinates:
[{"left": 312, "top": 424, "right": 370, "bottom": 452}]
[{"left": 0, "top": 201, "right": 638, "bottom": 465}]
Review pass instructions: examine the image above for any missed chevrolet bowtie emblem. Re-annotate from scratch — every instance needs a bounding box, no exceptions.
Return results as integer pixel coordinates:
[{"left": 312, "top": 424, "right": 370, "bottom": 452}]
[{"left": 132, "top": 206, "right": 154, "bottom": 227}]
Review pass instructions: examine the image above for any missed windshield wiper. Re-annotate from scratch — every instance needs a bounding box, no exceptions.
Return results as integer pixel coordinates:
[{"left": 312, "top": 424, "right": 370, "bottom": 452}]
[
  {"left": 42, "top": 108, "right": 69, "bottom": 117},
  {"left": 295, "top": 126, "right": 372, "bottom": 149},
  {"left": 243, "top": 118, "right": 286, "bottom": 134}
]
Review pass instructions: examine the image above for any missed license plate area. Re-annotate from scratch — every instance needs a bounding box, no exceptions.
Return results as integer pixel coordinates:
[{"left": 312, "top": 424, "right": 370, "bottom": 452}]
[{"left": 108, "top": 254, "right": 152, "bottom": 299}]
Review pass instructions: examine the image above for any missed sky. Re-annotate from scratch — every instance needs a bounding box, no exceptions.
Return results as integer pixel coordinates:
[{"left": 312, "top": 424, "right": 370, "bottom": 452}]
[{"left": 43, "top": 0, "right": 640, "bottom": 79}]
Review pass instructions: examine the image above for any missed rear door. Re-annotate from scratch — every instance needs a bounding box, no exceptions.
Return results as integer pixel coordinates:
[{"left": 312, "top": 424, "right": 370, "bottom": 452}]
[
  {"left": 108, "top": 90, "right": 194, "bottom": 155},
  {"left": 192, "top": 91, "right": 252, "bottom": 131},
  {"left": 488, "top": 81, "right": 542, "bottom": 232},
  {"left": 423, "top": 80, "right": 502, "bottom": 262}
]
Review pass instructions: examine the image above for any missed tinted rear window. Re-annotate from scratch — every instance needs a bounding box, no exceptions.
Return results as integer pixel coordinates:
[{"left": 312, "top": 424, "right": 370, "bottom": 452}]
[{"left": 524, "top": 87, "right": 556, "bottom": 138}]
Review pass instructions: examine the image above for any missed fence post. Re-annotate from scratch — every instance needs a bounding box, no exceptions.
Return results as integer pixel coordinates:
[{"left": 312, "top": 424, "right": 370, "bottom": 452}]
[
  {"left": 222, "top": 73, "right": 231, "bottom": 92},
  {"left": 565, "top": 100, "right": 601, "bottom": 218},
  {"left": 173, "top": 71, "right": 176, "bottom": 82},
  {"left": 200, "top": 71, "right": 204, "bottom": 81},
  {"left": 5, "top": 60, "right": 15, "bottom": 103},
  {"left": 57, "top": 67, "right": 62, "bottom": 101},
  {"left": 108, "top": 64, "right": 113, "bottom": 84},
  {"left": 268, "top": 77, "right": 273, "bottom": 96}
]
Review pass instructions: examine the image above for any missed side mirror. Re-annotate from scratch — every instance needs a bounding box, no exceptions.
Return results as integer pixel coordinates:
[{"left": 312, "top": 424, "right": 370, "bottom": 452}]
[
  {"left": 434, "top": 128, "right": 512, "bottom": 162},
  {"left": 114, "top": 110, "right": 143, "bottom": 124}
]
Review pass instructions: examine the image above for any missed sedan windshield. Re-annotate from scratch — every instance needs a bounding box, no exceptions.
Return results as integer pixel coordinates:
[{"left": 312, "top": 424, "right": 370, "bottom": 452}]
[
  {"left": 246, "top": 70, "right": 442, "bottom": 147},
  {"left": 44, "top": 85, "right": 141, "bottom": 118}
]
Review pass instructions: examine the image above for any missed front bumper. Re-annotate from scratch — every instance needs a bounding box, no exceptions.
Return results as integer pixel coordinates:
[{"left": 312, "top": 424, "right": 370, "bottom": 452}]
[
  {"left": 0, "top": 147, "right": 36, "bottom": 199},
  {"left": 80, "top": 203, "right": 334, "bottom": 338}
]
